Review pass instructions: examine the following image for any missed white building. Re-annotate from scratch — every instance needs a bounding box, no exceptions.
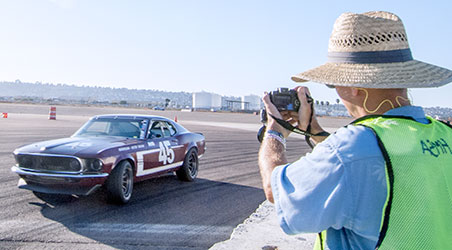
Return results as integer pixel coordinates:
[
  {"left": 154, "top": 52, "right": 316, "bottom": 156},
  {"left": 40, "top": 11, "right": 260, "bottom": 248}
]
[
  {"left": 241, "top": 94, "right": 262, "bottom": 111},
  {"left": 211, "top": 93, "right": 222, "bottom": 109},
  {"left": 192, "top": 92, "right": 222, "bottom": 110}
]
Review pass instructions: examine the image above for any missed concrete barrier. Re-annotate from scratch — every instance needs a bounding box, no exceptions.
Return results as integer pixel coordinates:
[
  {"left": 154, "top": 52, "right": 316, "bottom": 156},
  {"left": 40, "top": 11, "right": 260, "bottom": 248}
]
[{"left": 210, "top": 201, "right": 316, "bottom": 250}]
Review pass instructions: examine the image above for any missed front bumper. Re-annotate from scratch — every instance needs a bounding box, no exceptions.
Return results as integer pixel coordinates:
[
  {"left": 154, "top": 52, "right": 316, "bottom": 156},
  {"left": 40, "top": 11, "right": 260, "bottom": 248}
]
[{"left": 11, "top": 166, "right": 109, "bottom": 196}]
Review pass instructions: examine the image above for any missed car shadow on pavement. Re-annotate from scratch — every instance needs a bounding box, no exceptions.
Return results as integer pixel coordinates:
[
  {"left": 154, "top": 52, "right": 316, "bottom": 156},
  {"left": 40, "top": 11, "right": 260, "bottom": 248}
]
[{"left": 31, "top": 176, "right": 266, "bottom": 250}]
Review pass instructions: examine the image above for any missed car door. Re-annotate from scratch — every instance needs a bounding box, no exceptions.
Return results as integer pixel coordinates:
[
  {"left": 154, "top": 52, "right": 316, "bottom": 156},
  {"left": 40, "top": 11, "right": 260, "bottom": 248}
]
[
  {"left": 160, "top": 121, "right": 185, "bottom": 166},
  {"left": 135, "top": 120, "right": 165, "bottom": 177},
  {"left": 135, "top": 120, "right": 182, "bottom": 177}
]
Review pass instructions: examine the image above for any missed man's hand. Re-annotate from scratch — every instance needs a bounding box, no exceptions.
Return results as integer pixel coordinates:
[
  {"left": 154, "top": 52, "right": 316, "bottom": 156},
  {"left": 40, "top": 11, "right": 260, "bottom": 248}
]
[
  {"left": 295, "top": 86, "right": 313, "bottom": 131},
  {"left": 286, "top": 86, "right": 328, "bottom": 144},
  {"left": 262, "top": 92, "right": 290, "bottom": 138}
]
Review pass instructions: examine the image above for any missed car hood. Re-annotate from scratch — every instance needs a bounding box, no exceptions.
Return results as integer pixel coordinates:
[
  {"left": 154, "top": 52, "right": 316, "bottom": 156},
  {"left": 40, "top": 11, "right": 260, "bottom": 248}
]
[{"left": 15, "top": 136, "right": 141, "bottom": 157}]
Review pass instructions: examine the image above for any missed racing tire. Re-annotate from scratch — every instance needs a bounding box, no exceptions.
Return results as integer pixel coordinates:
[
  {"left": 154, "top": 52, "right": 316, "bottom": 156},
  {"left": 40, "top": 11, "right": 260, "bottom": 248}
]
[
  {"left": 105, "top": 161, "right": 134, "bottom": 204},
  {"left": 176, "top": 148, "right": 198, "bottom": 182}
]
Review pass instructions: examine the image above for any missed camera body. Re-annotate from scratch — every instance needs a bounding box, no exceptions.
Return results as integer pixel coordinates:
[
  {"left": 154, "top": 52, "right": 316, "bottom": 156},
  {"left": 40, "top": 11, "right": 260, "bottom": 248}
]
[
  {"left": 260, "top": 88, "right": 313, "bottom": 124},
  {"left": 269, "top": 88, "right": 301, "bottom": 112},
  {"left": 258, "top": 87, "right": 314, "bottom": 142}
]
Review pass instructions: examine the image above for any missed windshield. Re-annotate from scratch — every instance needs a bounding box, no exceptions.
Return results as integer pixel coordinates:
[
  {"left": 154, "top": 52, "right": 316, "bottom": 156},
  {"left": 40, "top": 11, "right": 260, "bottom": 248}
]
[{"left": 73, "top": 118, "right": 147, "bottom": 139}]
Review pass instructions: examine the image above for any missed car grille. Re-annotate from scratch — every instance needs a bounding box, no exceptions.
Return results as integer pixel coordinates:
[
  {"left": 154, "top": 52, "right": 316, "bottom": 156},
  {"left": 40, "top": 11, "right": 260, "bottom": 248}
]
[{"left": 16, "top": 154, "right": 82, "bottom": 173}]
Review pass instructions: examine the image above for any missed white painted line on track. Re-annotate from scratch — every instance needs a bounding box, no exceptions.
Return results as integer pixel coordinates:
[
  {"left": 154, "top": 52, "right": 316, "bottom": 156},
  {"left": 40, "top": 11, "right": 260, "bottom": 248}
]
[
  {"left": 73, "top": 223, "right": 233, "bottom": 235},
  {"left": 180, "top": 121, "right": 261, "bottom": 132},
  {"left": 0, "top": 220, "right": 233, "bottom": 236},
  {"left": 180, "top": 121, "right": 338, "bottom": 135}
]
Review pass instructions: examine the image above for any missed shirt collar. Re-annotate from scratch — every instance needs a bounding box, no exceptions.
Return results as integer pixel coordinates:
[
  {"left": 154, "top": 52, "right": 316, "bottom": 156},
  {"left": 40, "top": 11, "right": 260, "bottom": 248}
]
[{"left": 384, "top": 106, "right": 428, "bottom": 124}]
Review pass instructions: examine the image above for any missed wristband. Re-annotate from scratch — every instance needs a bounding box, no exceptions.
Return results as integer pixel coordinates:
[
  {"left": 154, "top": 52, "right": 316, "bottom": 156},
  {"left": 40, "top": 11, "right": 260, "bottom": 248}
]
[
  {"left": 266, "top": 129, "right": 285, "bottom": 139},
  {"left": 264, "top": 132, "right": 286, "bottom": 148}
]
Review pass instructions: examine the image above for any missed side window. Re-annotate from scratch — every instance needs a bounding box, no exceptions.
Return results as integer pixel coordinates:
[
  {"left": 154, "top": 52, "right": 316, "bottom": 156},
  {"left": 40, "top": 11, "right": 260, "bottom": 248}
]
[
  {"left": 166, "top": 122, "right": 177, "bottom": 136},
  {"left": 148, "top": 121, "right": 164, "bottom": 139},
  {"left": 161, "top": 122, "right": 171, "bottom": 137}
]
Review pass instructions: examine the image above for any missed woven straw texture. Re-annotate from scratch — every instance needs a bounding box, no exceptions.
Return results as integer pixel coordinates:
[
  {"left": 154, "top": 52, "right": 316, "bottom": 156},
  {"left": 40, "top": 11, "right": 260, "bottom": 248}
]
[
  {"left": 328, "top": 11, "right": 409, "bottom": 52},
  {"left": 292, "top": 11, "right": 452, "bottom": 88}
]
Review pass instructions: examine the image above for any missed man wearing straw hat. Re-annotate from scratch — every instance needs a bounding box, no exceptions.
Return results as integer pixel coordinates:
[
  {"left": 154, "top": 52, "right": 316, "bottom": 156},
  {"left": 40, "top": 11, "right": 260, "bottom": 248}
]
[{"left": 259, "top": 11, "right": 452, "bottom": 249}]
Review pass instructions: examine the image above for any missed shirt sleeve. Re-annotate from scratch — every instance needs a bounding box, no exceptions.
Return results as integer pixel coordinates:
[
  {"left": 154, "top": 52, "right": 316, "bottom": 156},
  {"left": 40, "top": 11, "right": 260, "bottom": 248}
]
[{"left": 271, "top": 126, "right": 387, "bottom": 237}]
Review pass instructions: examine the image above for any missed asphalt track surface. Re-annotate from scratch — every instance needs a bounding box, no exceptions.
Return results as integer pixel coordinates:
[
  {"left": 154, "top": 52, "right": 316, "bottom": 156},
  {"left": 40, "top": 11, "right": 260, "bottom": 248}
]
[{"left": 0, "top": 103, "right": 350, "bottom": 250}]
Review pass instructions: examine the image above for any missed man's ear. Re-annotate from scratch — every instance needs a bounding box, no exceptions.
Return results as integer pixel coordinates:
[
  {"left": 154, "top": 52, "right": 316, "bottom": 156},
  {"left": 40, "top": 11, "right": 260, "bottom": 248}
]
[{"left": 351, "top": 88, "right": 359, "bottom": 97}]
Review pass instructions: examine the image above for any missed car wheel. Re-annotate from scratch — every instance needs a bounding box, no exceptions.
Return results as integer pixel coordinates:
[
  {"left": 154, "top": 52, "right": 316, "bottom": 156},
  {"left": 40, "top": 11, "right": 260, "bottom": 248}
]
[
  {"left": 105, "top": 161, "right": 133, "bottom": 204},
  {"left": 176, "top": 148, "right": 198, "bottom": 182}
]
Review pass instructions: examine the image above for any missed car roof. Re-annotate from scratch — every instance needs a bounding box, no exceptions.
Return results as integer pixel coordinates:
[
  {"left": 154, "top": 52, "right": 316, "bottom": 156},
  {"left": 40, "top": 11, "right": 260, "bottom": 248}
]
[{"left": 91, "top": 114, "right": 173, "bottom": 122}]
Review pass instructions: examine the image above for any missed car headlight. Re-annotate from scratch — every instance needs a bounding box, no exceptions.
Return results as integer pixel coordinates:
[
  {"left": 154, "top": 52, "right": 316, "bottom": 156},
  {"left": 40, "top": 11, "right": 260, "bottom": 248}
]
[
  {"left": 85, "top": 159, "right": 104, "bottom": 172},
  {"left": 69, "top": 159, "right": 82, "bottom": 172}
]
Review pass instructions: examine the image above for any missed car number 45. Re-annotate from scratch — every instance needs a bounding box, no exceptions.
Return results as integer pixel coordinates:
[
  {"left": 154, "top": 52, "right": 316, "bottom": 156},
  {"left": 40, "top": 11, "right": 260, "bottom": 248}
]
[{"left": 159, "top": 141, "right": 175, "bottom": 165}]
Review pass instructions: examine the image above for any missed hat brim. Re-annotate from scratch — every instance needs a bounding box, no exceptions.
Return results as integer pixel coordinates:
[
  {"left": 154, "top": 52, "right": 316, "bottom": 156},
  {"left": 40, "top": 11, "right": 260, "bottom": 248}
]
[{"left": 291, "top": 60, "right": 452, "bottom": 88}]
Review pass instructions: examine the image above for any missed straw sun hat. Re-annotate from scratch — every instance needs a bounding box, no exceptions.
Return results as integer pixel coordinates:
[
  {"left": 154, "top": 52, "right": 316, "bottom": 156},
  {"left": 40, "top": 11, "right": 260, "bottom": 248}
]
[{"left": 291, "top": 11, "right": 452, "bottom": 88}]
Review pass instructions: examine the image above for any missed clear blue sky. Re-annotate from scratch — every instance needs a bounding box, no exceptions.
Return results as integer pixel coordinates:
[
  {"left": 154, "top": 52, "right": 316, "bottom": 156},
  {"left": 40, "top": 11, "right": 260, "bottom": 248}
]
[{"left": 0, "top": 0, "right": 451, "bottom": 107}]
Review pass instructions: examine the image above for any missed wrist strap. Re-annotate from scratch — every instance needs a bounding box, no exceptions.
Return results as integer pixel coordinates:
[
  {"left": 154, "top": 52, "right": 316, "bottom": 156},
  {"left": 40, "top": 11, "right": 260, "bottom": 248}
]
[
  {"left": 313, "top": 131, "right": 331, "bottom": 137},
  {"left": 270, "top": 115, "right": 330, "bottom": 137},
  {"left": 269, "top": 113, "right": 330, "bottom": 149}
]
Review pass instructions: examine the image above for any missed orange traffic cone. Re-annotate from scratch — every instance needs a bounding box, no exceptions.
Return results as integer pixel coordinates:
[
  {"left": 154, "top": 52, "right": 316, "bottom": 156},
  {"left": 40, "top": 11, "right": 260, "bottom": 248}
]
[
  {"left": 49, "top": 107, "right": 56, "bottom": 120},
  {"left": 174, "top": 116, "right": 178, "bottom": 122}
]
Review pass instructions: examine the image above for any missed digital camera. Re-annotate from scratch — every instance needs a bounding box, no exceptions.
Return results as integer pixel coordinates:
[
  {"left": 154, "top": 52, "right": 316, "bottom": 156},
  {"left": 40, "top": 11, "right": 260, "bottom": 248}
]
[
  {"left": 269, "top": 87, "right": 312, "bottom": 112},
  {"left": 258, "top": 87, "right": 314, "bottom": 142},
  {"left": 259, "top": 87, "right": 313, "bottom": 124}
]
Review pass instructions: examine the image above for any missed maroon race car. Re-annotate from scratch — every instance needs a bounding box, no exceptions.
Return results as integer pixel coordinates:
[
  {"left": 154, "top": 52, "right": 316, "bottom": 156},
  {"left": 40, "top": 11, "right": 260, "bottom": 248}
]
[{"left": 11, "top": 114, "right": 206, "bottom": 204}]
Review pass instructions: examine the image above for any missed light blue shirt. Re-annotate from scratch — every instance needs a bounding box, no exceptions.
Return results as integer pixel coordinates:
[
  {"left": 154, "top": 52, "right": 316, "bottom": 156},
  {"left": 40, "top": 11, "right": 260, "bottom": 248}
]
[{"left": 271, "top": 106, "right": 428, "bottom": 250}]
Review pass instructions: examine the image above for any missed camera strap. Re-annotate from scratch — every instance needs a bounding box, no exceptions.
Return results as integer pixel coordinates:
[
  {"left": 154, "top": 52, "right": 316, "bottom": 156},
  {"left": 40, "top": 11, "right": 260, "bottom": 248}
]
[
  {"left": 270, "top": 115, "right": 314, "bottom": 136},
  {"left": 269, "top": 114, "right": 315, "bottom": 148},
  {"left": 269, "top": 103, "right": 330, "bottom": 149}
]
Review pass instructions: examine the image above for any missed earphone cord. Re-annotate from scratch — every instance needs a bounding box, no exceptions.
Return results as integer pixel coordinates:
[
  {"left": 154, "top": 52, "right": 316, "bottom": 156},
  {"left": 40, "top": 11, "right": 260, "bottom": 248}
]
[{"left": 358, "top": 88, "right": 410, "bottom": 114}]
